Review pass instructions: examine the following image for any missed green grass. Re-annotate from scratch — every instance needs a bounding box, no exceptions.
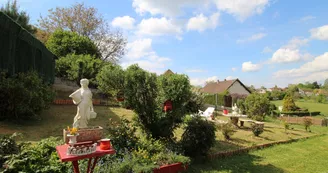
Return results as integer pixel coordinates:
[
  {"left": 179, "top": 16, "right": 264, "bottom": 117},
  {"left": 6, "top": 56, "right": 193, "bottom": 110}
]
[
  {"left": 0, "top": 105, "right": 135, "bottom": 141},
  {"left": 272, "top": 100, "right": 328, "bottom": 117},
  {"left": 189, "top": 135, "right": 328, "bottom": 173},
  {"left": 175, "top": 114, "right": 326, "bottom": 153}
]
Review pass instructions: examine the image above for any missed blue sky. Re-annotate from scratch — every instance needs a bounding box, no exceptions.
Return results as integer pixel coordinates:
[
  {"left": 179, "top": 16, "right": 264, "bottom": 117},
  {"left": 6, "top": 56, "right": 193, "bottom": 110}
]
[{"left": 2, "top": 0, "right": 328, "bottom": 88}]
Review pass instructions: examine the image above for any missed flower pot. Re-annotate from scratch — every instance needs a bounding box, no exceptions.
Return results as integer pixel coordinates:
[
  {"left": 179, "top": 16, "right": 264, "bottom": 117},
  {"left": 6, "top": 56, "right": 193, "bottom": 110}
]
[
  {"left": 153, "top": 163, "right": 188, "bottom": 173},
  {"left": 99, "top": 139, "right": 111, "bottom": 150},
  {"left": 67, "top": 134, "right": 79, "bottom": 145},
  {"left": 223, "top": 109, "right": 228, "bottom": 115}
]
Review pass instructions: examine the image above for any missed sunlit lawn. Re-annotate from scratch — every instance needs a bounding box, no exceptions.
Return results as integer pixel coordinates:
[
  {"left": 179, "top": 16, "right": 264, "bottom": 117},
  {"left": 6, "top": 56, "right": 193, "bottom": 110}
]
[
  {"left": 189, "top": 135, "right": 328, "bottom": 173},
  {"left": 0, "top": 105, "right": 135, "bottom": 141},
  {"left": 272, "top": 100, "right": 328, "bottom": 117}
]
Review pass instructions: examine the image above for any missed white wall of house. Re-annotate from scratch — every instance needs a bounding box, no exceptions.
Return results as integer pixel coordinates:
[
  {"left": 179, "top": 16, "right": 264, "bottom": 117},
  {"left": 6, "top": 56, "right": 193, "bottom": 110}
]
[{"left": 228, "top": 81, "right": 250, "bottom": 95}]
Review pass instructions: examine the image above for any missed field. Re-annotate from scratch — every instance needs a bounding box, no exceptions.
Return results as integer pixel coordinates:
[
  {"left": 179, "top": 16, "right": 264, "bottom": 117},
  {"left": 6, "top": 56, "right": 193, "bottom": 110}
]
[
  {"left": 189, "top": 135, "right": 328, "bottom": 173},
  {"left": 272, "top": 100, "right": 328, "bottom": 116}
]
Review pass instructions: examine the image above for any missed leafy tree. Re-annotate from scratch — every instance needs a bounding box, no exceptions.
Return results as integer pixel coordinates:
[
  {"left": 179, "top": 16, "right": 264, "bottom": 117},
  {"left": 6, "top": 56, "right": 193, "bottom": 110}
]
[
  {"left": 123, "top": 65, "right": 159, "bottom": 137},
  {"left": 316, "top": 94, "right": 326, "bottom": 103},
  {"left": 244, "top": 93, "right": 271, "bottom": 121},
  {"left": 312, "top": 81, "right": 320, "bottom": 89},
  {"left": 0, "top": 0, "right": 36, "bottom": 34},
  {"left": 46, "top": 29, "right": 100, "bottom": 58},
  {"left": 34, "top": 28, "right": 50, "bottom": 44},
  {"left": 123, "top": 65, "right": 194, "bottom": 139},
  {"left": 96, "top": 64, "right": 125, "bottom": 97},
  {"left": 282, "top": 95, "right": 297, "bottom": 111},
  {"left": 55, "top": 54, "right": 105, "bottom": 85},
  {"left": 38, "top": 3, "right": 126, "bottom": 62},
  {"left": 323, "top": 78, "right": 328, "bottom": 89},
  {"left": 247, "top": 85, "right": 256, "bottom": 93}
]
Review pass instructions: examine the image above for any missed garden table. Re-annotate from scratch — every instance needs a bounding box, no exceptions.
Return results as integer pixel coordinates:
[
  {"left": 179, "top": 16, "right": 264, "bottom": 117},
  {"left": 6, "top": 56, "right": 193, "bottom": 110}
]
[{"left": 56, "top": 144, "right": 115, "bottom": 173}]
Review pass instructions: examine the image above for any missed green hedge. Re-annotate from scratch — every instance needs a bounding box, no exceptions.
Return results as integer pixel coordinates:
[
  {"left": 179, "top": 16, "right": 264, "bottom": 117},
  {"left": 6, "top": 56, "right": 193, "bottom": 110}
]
[{"left": 280, "top": 111, "right": 321, "bottom": 116}]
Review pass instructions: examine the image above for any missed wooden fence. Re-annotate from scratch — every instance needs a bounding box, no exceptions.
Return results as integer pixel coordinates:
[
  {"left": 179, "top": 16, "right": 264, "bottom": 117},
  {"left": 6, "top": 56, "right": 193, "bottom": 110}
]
[
  {"left": 0, "top": 12, "right": 56, "bottom": 83},
  {"left": 279, "top": 116, "right": 326, "bottom": 126},
  {"left": 53, "top": 99, "right": 102, "bottom": 105}
]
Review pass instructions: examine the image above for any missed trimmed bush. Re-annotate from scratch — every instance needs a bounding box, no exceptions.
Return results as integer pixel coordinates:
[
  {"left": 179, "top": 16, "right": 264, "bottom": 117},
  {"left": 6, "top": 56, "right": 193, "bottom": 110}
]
[
  {"left": 251, "top": 123, "right": 264, "bottom": 136},
  {"left": 180, "top": 115, "right": 216, "bottom": 158},
  {"left": 244, "top": 93, "right": 271, "bottom": 121},
  {"left": 0, "top": 71, "right": 55, "bottom": 119},
  {"left": 220, "top": 123, "right": 236, "bottom": 140},
  {"left": 303, "top": 117, "right": 313, "bottom": 132},
  {"left": 280, "top": 111, "right": 321, "bottom": 117},
  {"left": 282, "top": 95, "right": 297, "bottom": 111}
]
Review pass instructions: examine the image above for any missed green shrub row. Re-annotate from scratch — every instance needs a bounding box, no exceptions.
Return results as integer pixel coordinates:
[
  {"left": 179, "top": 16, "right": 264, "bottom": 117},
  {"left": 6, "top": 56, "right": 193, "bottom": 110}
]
[{"left": 280, "top": 111, "right": 321, "bottom": 116}]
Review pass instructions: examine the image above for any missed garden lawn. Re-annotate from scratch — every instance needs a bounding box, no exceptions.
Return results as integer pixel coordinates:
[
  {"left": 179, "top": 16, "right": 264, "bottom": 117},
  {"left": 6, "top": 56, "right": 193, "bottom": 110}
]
[
  {"left": 272, "top": 100, "right": 328, "bottom": 116},
  {"left": 189, "top": 135, "right": 328, "bottom": 173},
  {"left": 175, "top": 115, "right": 327, "bottom": 153},
  {"left": 0, "top": 105, "right": 135, "bottom": 141}
]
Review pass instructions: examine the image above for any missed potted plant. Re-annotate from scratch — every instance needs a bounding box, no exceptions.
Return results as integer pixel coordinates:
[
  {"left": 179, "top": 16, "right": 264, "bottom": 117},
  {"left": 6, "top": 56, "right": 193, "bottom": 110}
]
[{"left": 67, "top": 126, "right": 79, "bottom": 145}]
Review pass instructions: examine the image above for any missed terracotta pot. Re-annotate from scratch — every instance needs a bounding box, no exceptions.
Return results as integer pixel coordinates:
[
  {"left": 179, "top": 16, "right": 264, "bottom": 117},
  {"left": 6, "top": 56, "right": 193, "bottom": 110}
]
[{"left": 100, "top": 139, "right": 111, "bottom": 150}]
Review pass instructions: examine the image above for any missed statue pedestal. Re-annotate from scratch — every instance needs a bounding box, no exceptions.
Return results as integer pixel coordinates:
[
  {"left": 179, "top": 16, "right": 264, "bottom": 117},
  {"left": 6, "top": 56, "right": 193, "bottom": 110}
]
[{"left": 63, "top": 126, "right": 103, "bottom": 144}]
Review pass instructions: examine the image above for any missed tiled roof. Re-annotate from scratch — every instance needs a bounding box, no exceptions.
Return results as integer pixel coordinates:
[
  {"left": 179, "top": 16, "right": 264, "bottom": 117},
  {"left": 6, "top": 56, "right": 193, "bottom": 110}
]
[{"left": 201, "top": 79, "right": 236, "bottom": 94}]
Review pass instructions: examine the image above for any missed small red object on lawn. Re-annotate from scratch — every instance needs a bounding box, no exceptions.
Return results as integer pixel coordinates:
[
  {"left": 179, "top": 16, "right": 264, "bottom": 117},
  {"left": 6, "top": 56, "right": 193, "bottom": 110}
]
[
  {"left": 99, "top": 139, "right": 111, "bottom": 150},
  {"left": 223, "top": 109, "right": 228, "bottom": 115}
]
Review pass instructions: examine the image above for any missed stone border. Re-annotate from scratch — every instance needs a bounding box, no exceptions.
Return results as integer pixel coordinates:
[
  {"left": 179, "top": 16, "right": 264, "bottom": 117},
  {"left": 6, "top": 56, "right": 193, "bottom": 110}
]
[{"left": 208, "top": 134, "right": 325, "bottom": 160}]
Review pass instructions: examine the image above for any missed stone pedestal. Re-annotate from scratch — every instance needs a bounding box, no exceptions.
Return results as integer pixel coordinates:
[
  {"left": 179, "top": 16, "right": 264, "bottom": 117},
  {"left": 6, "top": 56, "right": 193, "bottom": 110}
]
[{"left": 63, "top": 126, "right": 103, "bottom": 144}]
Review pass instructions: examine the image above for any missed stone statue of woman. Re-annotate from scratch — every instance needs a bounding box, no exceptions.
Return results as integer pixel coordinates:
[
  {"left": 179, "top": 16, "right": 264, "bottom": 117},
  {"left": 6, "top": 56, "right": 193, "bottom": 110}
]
[{"left": 69, "top": 79, "right": 95, "bottom": 128}]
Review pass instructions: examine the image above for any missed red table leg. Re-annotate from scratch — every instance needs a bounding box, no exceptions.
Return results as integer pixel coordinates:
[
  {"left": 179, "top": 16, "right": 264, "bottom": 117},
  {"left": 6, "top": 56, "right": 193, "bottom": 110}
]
[
  {"left": 72, "top": 161, "right": 80, "bottom": 173},
  {"left": 88, "top": 157, "right": 99, "bottom": 173},
  {"left": 86, "top": 158, "right": 92, "bottom": 173}
]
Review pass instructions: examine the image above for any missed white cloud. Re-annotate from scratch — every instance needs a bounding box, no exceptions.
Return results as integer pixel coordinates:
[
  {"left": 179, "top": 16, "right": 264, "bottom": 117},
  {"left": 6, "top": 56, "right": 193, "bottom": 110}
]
[
  {"left": 242, "top": 61, "right": 261, "bottom": 72},
  {"left": 225, "top": 76, "right": 236, "bottom": 80},
  {"left": 231, "top": 67, "right": 237, "bottom": 72},
  {"left": 300, "top": 15, "right": 316, "bottom": 22},
  {"left": 269, "top": 37, "right": 311, "bottom": 63},
  {"left": 206, "top": 76, "right": 219, "bottom": 82},
  {"left": 274, "top": 52, "right": 328, "bottom": 78},
  {"left": 111, "top": 16, "right": 135, "bottom": 30},
  {"left": 136, "top": 17, "right": 182, "bottom": 37},
  {"left": 186, "top": 12, "right": 220, "bottom": 32},
  {"left": 185, "top": 69, "right": 207, "bottom": 73},
  {"left": 310, "top": 25, "right": 328, "bottom": 40},
  {"left": 125, "top": 39, "right": 153, "bottom": 60},
  {"left": 270, "top": 48, "right": 302, "bottom": 63},
  {"left": 122, "top": 38, "right": 171, "bottom": 74},
  {"left": 213, "top": 0, "right": 270, "bottom": 22},
  {"left": 262, "top": 46, "right": 272, "bottom": 53},
  {"left": 132, "top": 0, "right": 208, "bottom": 17},
  {"left": 237, "top": 33, "right": 267, "bottom": 43},
  {"left": 283, "top": 37, "right": 309, "bottom": 49},
  {"left": 190, "top": 76, "right": 219, "bottom": 86}
]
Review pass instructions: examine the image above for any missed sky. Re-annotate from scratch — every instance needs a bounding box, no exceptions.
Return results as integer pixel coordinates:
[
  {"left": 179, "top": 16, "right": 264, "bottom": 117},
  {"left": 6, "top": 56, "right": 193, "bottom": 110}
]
[{"left": 2, "top": 0, "right": 328, "bottom": 88}]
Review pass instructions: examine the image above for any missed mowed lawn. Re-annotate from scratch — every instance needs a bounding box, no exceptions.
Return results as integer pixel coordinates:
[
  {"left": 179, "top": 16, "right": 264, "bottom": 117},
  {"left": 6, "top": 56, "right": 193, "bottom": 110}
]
[
  {"left": 189, "top": 135, "right": 328, "bottom": 173},
  {"left": 272, "top": 100, "right": 328, "bottom": 116},
  {"left": 0, "top": 105, "right": 135, "bottom": 141}
]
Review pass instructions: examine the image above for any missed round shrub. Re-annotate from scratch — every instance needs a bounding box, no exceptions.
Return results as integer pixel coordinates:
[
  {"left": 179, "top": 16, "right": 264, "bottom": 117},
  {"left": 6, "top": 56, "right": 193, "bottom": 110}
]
[
  {"left": 251, "top": 123, "right": 264, "bottom": 136},
  {"left": 180, "top": 116, "right": 216, "bottom": 158},
  {"left": 220, "top": 123, "right": 236, "bottom": 140}
]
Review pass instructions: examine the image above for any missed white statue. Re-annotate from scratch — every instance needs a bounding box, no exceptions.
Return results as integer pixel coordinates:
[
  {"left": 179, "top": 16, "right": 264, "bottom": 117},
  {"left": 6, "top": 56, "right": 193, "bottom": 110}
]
[
  {"left": 69, "top": 79, "right": 96, "bottom": 128},
  {"left": 232, "top": 103, "right": 239, "bottom": 116}
]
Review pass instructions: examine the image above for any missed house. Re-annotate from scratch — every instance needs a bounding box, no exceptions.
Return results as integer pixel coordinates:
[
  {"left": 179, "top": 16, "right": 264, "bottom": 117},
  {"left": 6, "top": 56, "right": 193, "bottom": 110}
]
[
  {"left": 163, "top": 69, "right": 174, "bottom": 75},
  {"left": 201, "top": 79, "right": 251, "bottom": 95},
  {"left": 298, "top": 88, "right": 314, "bottom": 96},
  {"left": 257, "top": 89, "right": 267, "bottom": 94}
]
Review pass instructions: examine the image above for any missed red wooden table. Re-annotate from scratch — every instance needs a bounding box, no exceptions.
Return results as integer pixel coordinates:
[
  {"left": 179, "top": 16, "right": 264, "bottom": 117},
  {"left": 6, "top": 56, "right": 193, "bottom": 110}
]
[{"left": 56, "top": 144, "right": 115, "bottom": 173}]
